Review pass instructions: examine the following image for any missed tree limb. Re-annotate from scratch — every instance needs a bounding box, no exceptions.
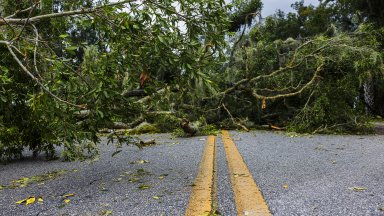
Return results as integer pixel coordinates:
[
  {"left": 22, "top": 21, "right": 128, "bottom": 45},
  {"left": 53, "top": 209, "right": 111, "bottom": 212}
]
[
  {"left": 0, "top": 0, "right": 136, "bottom": 26},
  {"left": 14, "top": 2, "right": 38, "bottom": 41},
  {"left": 31, "top": 24, "right": 43, "bottom": 79},
  {"left": 5, "top": 2, "right": 40, "bottom": 19},
  {"left": 251, "top": 63, "right": 324, "bottom": 100},
  {"left": 222, "top": 103, "right": 249, "bottom": 131},
  {"left": 209, "top": 38, "right": 329, "bottom": 101}
]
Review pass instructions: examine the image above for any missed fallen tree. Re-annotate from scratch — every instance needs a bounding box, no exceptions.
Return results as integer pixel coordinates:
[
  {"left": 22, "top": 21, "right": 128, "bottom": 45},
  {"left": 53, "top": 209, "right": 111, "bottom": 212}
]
[{"left": 0, "top": 0, "right": 230, "bottom": 161}]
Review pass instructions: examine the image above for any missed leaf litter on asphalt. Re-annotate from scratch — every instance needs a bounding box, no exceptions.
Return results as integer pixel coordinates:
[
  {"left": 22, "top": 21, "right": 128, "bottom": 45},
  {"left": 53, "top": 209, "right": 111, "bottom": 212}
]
[
  {"left": 349, "top": 186, "right": 366, "bottom": 192},
  {"left": 138, "top": 184, "right": 151, "bottom": 190},
  {"left": 6, "top": 169, "right": 77, "bottom": 190},
  {"left": 102, "top": 210, "right": 113, "bottom": 215},
  {"left": 63, "top": 193, "right": 75, "bottom": 198},
  {"left": 130, "top": 159, "right": 149, "bottom": 164},
  {"left": 16, "top": 196, "right": 36, "bottom": 205}
]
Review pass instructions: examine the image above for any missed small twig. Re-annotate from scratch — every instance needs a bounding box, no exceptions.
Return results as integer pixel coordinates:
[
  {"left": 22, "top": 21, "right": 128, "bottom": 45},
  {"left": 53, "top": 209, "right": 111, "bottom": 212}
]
[
  {"left": 312, "top": 122, "right": 351, "bottom": 134},
  {"left": 222, "top": 103, "right": 249, "bottom": 131},
  {"left": 5, "top": 2, "right": 40, "bottom": 19},
  {"left": 302, "top": 87, "right": 316, "bottom": 110},
  {"left": 9, "top": 44, "right": 26, "bottom": 57},
  {"left": 31, "top": 24, "right": 42, "bottom": 79},
  {"left": 14, "top": 3, "right": 38, "bottom": 41},
  {"left": 0, "top": 16, "right": 16, "bottom": 38},
  {"left": 0, "top": 0, "right": 136, "bottom": 26},
  {"left": 257, "top": 80, "right": 303, "bottom": 94},
  {"left": 135, "top": 88, "right": 166, "bottom": 104},
  {"left": 145, "top": 0, "right": 189, "bottom": 21}
]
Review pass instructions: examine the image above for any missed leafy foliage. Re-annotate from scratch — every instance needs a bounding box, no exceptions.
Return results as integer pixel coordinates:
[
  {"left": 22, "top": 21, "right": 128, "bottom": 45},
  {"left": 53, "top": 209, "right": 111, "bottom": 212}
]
[
  {"left": 1, "top": 0, "right": 384, "bottom": 161},
  {"left": 228, "top": 0, "right": 263, "bottom": 32},
  {"left": 0, "top": 0, "right": 230, "bottom": 161},
  {"left": 219, "top": 32, "right": 383, "bottom": 132}
]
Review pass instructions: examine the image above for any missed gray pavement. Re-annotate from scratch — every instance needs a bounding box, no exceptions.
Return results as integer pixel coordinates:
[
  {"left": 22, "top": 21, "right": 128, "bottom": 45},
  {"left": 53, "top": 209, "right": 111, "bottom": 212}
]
[
  {"left": 230, "top": 130, "right": 384, "bottom": 216},
  {"left": 1, "top": 131, "right": 383, "bottom": 216},
  {"left": 215, "top": 136, "right": 237, "bottom": 215},
  {"left": 0, "top": 134, "right": 206, "bottom": 216}
]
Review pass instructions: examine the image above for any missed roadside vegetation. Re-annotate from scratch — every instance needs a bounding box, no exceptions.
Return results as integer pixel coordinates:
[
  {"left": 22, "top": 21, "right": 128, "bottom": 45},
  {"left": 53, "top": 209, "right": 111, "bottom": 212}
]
[{"left": 1, "top": 0, "right": 383, "bottom": 161}]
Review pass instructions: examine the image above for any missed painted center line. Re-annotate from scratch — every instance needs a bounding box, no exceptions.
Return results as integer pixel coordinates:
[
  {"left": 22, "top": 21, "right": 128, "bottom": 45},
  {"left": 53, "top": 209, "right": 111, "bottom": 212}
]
[
  {"left": 185, "top": 135, "right": 216, "bottom": 216},
  {"left": 222, "top": 130, "right": 271, "bottom": 216}
]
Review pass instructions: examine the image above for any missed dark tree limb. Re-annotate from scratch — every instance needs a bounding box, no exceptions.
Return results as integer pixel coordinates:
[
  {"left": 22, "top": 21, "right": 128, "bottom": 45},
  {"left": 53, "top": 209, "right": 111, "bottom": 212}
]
[{"left": 0, "top": 0, "right": 135, "bottom": 26}]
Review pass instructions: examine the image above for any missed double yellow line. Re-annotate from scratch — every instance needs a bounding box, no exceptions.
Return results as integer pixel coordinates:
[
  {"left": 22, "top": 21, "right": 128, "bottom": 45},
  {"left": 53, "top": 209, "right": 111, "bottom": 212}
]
[{"left": 185, "top": 130, "right": 271, "bottom": 216}]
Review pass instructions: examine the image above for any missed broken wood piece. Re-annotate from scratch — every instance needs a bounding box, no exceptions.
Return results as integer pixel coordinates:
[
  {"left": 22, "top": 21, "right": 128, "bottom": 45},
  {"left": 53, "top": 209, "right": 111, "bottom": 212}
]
[
  {"left": 269, "top": 125, "right": 284, "bottom": 130},
  {"left": 99, "top": 128, "right": 111, "bottom": 133},
  {"left": 139, "top": 139, "right": 156, "bottom": 146},
  {"left": 111, "top": 122, "right": 130, "bottom": 129}
]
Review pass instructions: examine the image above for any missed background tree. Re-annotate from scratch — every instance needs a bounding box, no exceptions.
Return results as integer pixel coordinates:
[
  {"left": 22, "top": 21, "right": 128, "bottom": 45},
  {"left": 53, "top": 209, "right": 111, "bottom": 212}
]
[{"left": 193, "top": 0, "right": 384, "bottom": 132}]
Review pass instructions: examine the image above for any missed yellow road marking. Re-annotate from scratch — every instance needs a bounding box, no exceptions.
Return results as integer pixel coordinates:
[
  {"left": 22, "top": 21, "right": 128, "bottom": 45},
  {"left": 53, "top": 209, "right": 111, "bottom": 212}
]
[
  {"left": 185, "top": 136, "right": 216, "bottom": 216},
  {"left": 222, "top": 130, "right": 271, "bottom": 216}
]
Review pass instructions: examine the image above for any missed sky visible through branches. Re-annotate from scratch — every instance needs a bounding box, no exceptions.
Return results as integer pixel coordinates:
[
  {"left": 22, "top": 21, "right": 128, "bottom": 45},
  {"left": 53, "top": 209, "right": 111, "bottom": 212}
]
[{"left": 262, "top": 0, "right": 319, "bottom": 17}]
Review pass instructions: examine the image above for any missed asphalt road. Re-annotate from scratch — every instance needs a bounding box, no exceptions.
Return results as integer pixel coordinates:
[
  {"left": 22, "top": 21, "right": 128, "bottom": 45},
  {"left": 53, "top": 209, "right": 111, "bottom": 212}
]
[
  {"left": 230, "top": 130, "right": 384, "bottom": 216},
  {"left": 0, "top": 134, "right": 206, "bottom": 216},
  {"left": 0, "top": 131, "right": 383, "bottom": 215}
]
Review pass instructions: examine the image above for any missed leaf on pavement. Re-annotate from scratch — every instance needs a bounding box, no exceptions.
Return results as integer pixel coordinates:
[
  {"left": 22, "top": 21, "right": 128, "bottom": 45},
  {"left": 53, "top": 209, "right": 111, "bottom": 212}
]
[
  {"left": 283, "top": 184, "right": 288, "bottom": 189},
  {"left": 38, "top": 197, "right": 43, "bottom": 203},
  {"left": 349, "top": 186, "right": 366, "bottom": 192},
  {"left": 152, "top": 196, "right": 160, "bottom": 200},
  {"left": 158, "top": 173, "right": 168, "bottom": 180},
  {"left": 10, "top": 170, "right": 68, "bottom": 189},
  {"left": 63, "top": 193, "right": 75, "bottom": 198},
  {"left": 64, "top": 199, "right": 71, "bottom": 203},
  {"left": 100, "top": 187, "right": 108, "bottom": 192},
  {"left": 26, "top": 197, "right": 36, "bottom": 205},
  {"left": 112, "top": 150, "right": 122, "bottom": 157},
  {"left": 102, "top": 210, "right": 113, "bottom": 216},
  {"left": 138, "top": 184, "right": 150, "bottom": 190},
  {"left": 131, "top": 160, "right": 149, "bottom": 164}
]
